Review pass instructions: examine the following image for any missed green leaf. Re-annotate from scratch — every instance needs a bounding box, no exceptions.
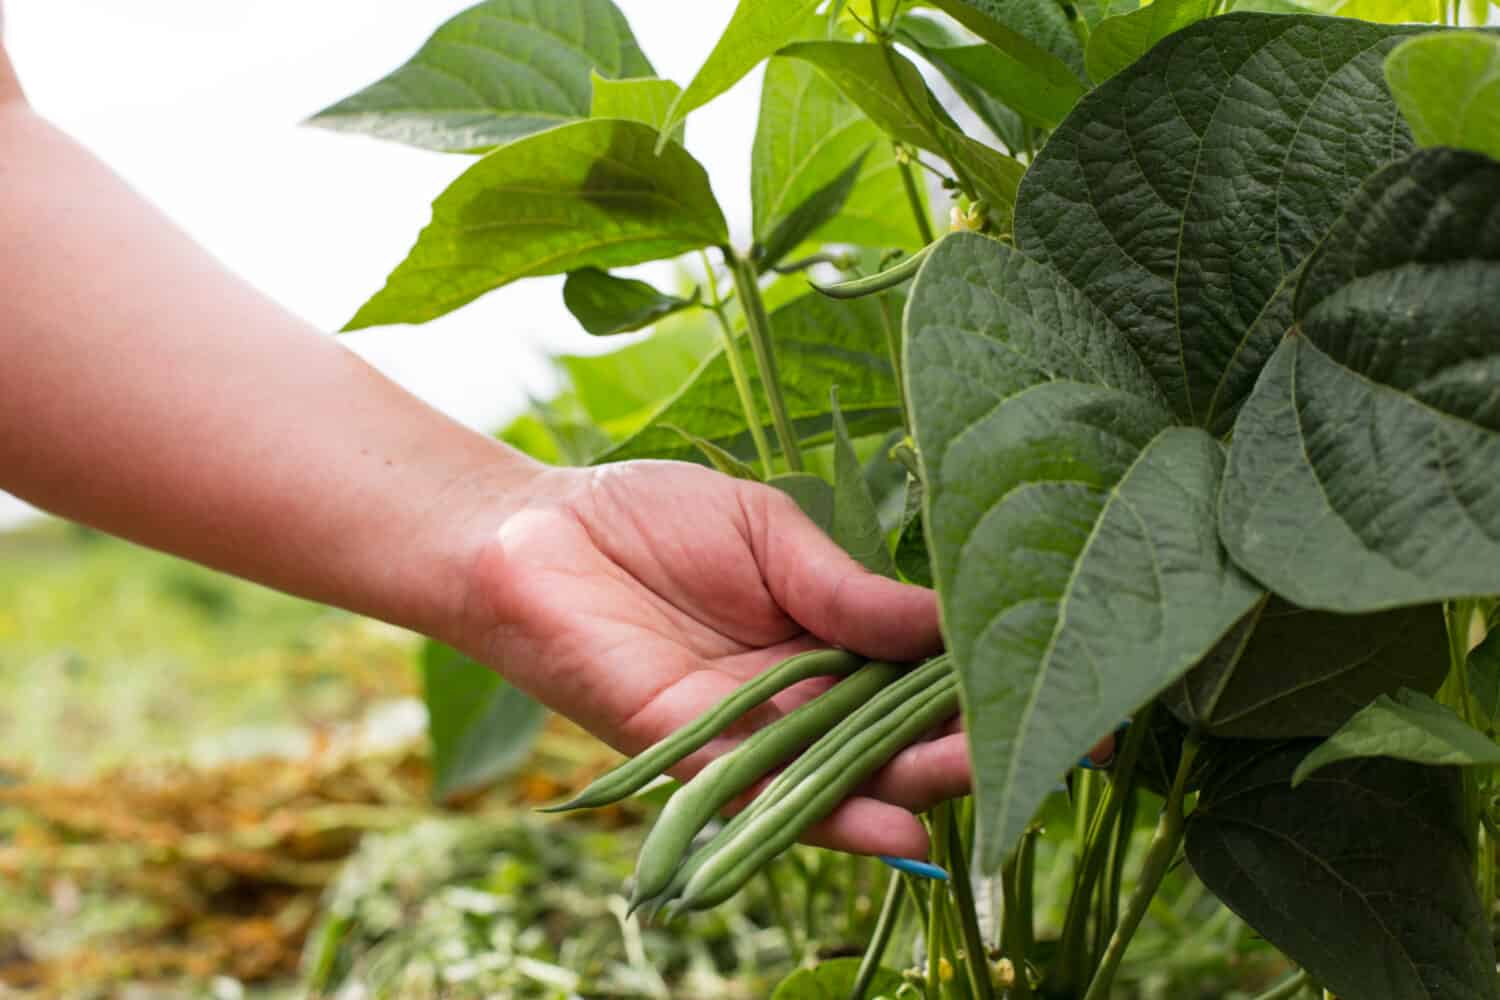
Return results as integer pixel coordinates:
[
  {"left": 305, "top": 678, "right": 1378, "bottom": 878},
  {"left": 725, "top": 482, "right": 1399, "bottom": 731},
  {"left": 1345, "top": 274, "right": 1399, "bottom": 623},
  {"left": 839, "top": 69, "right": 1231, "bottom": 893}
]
[
  {"left": 601, "top": 292, "right": 901, "bottom": 464},
  {"left": 1292, "top": 689, "right": 1500, "bottom": 786},
  {"left": 1187, "top": 743, "right": 1497, "bottom": 1000},
  {"left": 770, "top": 472, "right": 836, "bottom": 535},
  {"left": 753, "top": 57, "right": 930, "bottom": 256},
  {"left": 560, "top": 310, "right": 716, "bottom": 427},
  {"left": 755, "top": 150, "right": 871, "bottom": 271},
  {"left": 1334, "top": 0, "right": 1443, "bottom": 21},
  {"left": 927, "top": 0, "right": 1089, "bottom": 81},
  {"left": 778, "top": 41, "right": 1024, "bottom": 231},
  {"left": 666, "top": 426, "right": 763, "bottom": 480},
  {"left": 1016, "top": 13, "right": 1426, "bottom": 432},
  {"left": 1085, "top": 0, "right": 1216, "bottom": 84},
  {"left": 1469, "top": 631, "right": 1500, "bottom": 733},
  {"left": 831, "top": 389, "right": 898, "bottom": 577},
  {"left": 346, "top": 119, "right": 728, "bottom": 330},
  {"left": 1220, "top": 149, "right": 1500, "bottom": 611},
  {"left": 770, "top": 957, "right": 904, "bottom": 1000},
  {"left": 894, "top": 475, "right": 933, "bottom": 588},
  {"left": 307, "top": 0, "right": 653, "bottom": 153},
  {"left": 589, "top": 73, "right": 685, "bottom": 144},
  {"left": 1385, "top": 32, "right": 1500, "bottom": 162},
  {"left": 562, "top": 268, "right": 700, "bottom": 336},
  {"left": 1165, "top": 600, "right": 1449, "bottom": 739},
  {"left": 1076, "top": 0, "right": 1143, "bottom": 24},
  {"left": 900, "top": 30, "right": 1085, "bottom": 132},
  {"left": 661, "top": 0, "right": 824, "bottom": 143},
  {"left": 422, "top": 640, "right": 547, "bottom": 803},
  {"left": 907, "top": 233, "right": 1263, "bottom": 868}
]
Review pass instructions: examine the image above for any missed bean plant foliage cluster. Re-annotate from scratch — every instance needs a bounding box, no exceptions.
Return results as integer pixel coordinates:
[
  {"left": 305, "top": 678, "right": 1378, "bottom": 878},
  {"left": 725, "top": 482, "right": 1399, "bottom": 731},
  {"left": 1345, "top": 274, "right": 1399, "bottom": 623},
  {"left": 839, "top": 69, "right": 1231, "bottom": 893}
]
[{"left": 315, "top": 0, "right": 1500, "bottom": 996}]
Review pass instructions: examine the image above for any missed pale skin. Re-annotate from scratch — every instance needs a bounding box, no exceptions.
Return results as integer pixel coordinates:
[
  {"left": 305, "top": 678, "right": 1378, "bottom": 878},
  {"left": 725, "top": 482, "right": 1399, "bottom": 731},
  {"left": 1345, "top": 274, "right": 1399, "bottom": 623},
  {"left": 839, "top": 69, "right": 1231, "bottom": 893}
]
[{"left": 0, "top": 39, "right": 1108, "bottom": 861}]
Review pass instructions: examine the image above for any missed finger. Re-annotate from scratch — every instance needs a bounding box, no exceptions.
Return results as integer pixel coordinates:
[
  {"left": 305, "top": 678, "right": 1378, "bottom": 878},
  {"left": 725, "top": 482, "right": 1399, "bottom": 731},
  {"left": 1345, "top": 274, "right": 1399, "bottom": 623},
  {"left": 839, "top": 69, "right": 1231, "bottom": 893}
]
[
  {"left": 858, "top": 731, "right": 971, "bottom": 811},
  {"left": 744, "top": 482, "right": 943, "bottom": 661},
  {"left": 796, "top": 796, "right": 931, "bottom": 858},
  {"left": 1088, "top": 731, "right": 1117, "bottom": 767}
]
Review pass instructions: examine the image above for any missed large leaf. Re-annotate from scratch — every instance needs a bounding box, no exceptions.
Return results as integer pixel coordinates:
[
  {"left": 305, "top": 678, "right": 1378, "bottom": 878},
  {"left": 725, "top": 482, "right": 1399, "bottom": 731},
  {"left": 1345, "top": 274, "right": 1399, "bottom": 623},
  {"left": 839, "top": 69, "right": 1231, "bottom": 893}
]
[
  {"left": 600, "top": 293, "right": 901, "bottom": 464},
  {"left": 753, "top": 56, "right": 929, "bottom": 259},
  {"left": 1220, "top": 149, "right": 1500, "bottom": 611},
  {"left": 1385, "top": 32, "right": 1500, "bottom": 162},
  {"left": 562, "top": 268, "right": 699, "bottom": 336},
  {"left": 1165, "top": 600, "right": 1449, "bottom": 738},
  {"left": 1084, "top": 0, "right": 1216, "bottom": 84},
  {"left": 346, "top": 119, "right": 727, "bottom": 330},
  {"left": 778, "top": 42, "right": 1024, "bottom": 231},
  {"left": 927, "top": 0, "right": 1088, "bottom": 81},
  {"left": 661, "top": 0, "right": 824, "bottom": 142},
  {"left": 1015, "top": 13, "right": 1425, "bottom": 433},
  {"left": 308, "top": 0, "right": 653, "bottom": 153},
  {"left": 1293, "top": 689, "right": 1500, "bottom": 785},
  {"left": 422, "top": 641, "right": 547, "bottom": 803},
  {"left": 560, "top": 310, "right": 716, "bottom": 429},
  {"left": 589, "top": 73, "right": 685, "bottom": 144},
  {"left": 907, "top": 233, "right": 1263, "bottom": 868},
  {"left": 1187, "top": 743, "right": 1497, "bottom": 1000}
]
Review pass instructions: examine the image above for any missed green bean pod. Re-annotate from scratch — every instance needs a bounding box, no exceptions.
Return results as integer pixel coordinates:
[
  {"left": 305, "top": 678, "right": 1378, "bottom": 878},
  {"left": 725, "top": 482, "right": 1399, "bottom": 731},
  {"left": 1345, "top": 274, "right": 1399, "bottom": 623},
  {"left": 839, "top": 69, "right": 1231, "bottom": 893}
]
[
  {"left": 542, "top": 647, "right": 863, "bottom": 812},
  {"left": 631, "top": 661, "right": 906, "bottom": 905},
  {"left": 677, "top": 674, "right": 960, "bottom": 911},
  {"left": 810, "top": 244, "right": 931, "bottom": 300},
  {"left": 643, "top": 656, "right": 953, "bottom": 912}
]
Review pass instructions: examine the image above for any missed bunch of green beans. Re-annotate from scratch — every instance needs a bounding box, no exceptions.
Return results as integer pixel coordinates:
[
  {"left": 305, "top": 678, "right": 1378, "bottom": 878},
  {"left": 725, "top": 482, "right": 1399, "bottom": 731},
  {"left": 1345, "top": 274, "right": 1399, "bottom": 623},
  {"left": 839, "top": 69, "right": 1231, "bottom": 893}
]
[{"left": 546, "top": 646, "right": 958, "bottom": 915}]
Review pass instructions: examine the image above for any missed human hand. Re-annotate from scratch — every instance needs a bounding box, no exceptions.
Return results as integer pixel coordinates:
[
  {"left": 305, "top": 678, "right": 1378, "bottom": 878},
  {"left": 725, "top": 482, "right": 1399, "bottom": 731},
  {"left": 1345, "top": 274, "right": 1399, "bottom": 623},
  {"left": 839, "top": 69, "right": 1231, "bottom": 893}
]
[{"left": 456, "top": 460, "right": 966, "bottom": 859}]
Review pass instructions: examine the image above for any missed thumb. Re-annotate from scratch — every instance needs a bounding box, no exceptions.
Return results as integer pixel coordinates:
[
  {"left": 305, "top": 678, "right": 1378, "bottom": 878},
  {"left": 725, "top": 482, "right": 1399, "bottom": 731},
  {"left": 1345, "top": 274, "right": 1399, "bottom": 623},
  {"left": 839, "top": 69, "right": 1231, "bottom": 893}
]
[{"left": 743, "top": 482, "right": 943, "bottom": 662}]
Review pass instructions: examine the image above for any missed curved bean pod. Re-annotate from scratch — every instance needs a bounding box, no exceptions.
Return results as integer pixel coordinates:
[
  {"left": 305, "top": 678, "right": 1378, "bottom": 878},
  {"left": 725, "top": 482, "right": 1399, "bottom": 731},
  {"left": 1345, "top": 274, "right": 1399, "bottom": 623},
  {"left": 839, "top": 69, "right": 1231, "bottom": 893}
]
[
  {"left": 809, "top": 244, "right": 932, "bottom": 300},
  {"left": 542, "top": 648, "right": 864, "bottom": 812}
]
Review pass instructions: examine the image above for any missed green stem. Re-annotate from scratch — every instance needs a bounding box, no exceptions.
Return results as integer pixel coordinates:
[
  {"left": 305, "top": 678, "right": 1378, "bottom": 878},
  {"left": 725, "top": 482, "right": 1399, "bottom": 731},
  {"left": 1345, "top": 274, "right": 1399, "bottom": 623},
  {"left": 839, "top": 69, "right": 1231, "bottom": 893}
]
[
  {"left": 1016, "top": 829, "right": 1036, "bottom": 956},
  {"left": 726, "top": 250, "right": 803, "bottom": 471},
  {"left": 946, "top": 814, "right": 997, "bottom": 1000},
  {"left": 761, "top": 866, "right": 800, "bottom": 956},
  {"left": 1081, "top": 736, "right": 1199, "bottom": 1000},
  {"left": 850, "top": 872, "right": 905, "bottom": 1000},
  {"left": 1249, "top": 971, "right": 1311, "bottom": 1000},
  {"left": 700, "top": 251, "right": 775, "bottom": 476},
  {"left": 898, "top": 153, "right": 936, "bottom": 245},
  {"left": 879, "top": 296, "right": 911, "bottom": 434},
  {"left": 1000, "top": 850, "right": 1034, "bottom": 1000},
  {"left": 878, "top": 40, "right": 979, "bottom": 203}
]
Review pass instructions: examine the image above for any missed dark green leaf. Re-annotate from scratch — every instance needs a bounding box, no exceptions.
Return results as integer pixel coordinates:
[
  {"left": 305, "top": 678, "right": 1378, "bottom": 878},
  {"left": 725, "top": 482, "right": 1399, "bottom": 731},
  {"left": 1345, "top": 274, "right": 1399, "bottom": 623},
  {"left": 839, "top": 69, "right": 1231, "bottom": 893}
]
[
  {"left": 1085, "top": 0, "right": 1216, "bottom": 84},
  {"left": 1187, "top": 743, "right": 1497, "bottom": 1000},
  {"left": 590, "top": 73, "right": 685, "bottom": 144},
  {"left": 666, "top": 425, "right": 763, "bottom": 480},
  {"left": 770, "top": 472, "right": 836, "bottom": 535},
  {"left": 894, "top": 476, "right": 933, "bottom": 588},
  {"left": 307, "top": 0, "right": 653, "bottom": 153},
  {"left": 755, "top": 150, "right": 870, "bottom": 271},
  {"left": 778, "top": 42, "right": 1024, "bottom": 231},
  {"left": 661, "top": 0, "right": 824, "bottom": 142},
  {"left": 422, "top": 641, "right": 547, "bottom": 803},
  {"left": 908, "top": 233, "right": 1263, "bottom": 868},
  {"left": 898, "top": 14, "right": 1086, "bottom": 130},
  {"left": 563, "top": 268, "right": 700, "bottom": 336},
  {"left": 1165, "top": 599, "right": 1449, "bottom": 739},
  {"left": 1385, "top": 32, "right": 1500, "bottom": 162},
  {"left": 600, "top": 292, "right": 901, "bottom": 464},
  {"left": 1016, "top": 13, "right": 1426, "bottom": 432},
  {"left": 770, "top": 957, "right": 904, "bottom": 1000},
  {"left": 346, "top": 119, "right": 727, "bottom": 330},
  {"left": 753, "top": 57, "right": 928, "bottom": 257},
  {"left": 1220, "top": 149, "right": 1500, "bottom": 611},
  {"left": 927, "top": 0, "right": 1089, "bottom": 81},
  {"left": 1293, "top": 689, "right": 1500, "bottom": 786},
  {"left": 830, "top": 389, "right": 897, "bottom": 577},
  {"left": 1470, "top": 631, "right": 1500, "bottom": 734}
]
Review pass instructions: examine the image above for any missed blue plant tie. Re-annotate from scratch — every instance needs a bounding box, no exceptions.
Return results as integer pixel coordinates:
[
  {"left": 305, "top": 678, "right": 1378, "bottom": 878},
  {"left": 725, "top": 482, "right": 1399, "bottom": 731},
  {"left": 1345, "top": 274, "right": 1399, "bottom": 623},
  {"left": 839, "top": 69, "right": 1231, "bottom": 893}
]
[{"left": 880, "top": 855, "right": 949, "bottom": 881}]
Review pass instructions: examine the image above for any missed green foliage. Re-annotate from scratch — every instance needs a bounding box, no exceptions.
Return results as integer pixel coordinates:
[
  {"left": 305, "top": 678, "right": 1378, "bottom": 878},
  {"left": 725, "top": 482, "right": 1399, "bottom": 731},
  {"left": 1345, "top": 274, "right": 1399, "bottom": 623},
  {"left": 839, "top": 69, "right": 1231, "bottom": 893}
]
[
  {"left": 589, "top": 72, "right": 685, "bottom": 143},
  {"left": 421, "top": 641, "right": 546, "bottom": 803},
  {"left": 346, "top": 119, "right": 727, "bottom": 330},
  {"left": 1386, "top": 32, "right": 1500, "bottom": 163},
  {"left": 1187, "top": 744, "right": 1496, "bottom": 999},
  {"left": 927, "top": 0, "right": 1088, "bottom": 82},
  {"left": 1292, "top": 690, "right": 1500, "bottom": 785},
  {"left": 1085, "top": 0, "right": 1215, "bottom": 83},
  {"left": 308, "top": 0, "right": 653, "bottom": 153},
  {"left": 562, "top": 268, "right": 699, "bottom": 336},
  {"left": 769, "top": 957, "right": 904, "bottom": 999},
  {"left": 830, "top": 389, "right": 898, "bottom": 577},
  {"left": 1219, "top": 150, "right": 1500, "bottom": 611}
]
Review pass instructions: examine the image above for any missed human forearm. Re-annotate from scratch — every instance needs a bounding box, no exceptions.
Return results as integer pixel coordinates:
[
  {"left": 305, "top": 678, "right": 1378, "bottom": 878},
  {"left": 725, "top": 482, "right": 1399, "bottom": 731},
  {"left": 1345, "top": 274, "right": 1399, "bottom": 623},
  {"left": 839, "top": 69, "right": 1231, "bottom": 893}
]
[{"left": 0, "top": 101, "right": 542, "bottom": 641}]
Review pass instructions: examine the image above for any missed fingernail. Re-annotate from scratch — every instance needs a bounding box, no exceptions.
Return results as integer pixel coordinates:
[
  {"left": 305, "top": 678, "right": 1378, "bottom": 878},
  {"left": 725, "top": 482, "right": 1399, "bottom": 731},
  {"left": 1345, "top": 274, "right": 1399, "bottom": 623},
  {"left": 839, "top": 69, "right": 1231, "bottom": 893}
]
[{"left": 880, "top": 855, "right": 950, "bottom": 881}]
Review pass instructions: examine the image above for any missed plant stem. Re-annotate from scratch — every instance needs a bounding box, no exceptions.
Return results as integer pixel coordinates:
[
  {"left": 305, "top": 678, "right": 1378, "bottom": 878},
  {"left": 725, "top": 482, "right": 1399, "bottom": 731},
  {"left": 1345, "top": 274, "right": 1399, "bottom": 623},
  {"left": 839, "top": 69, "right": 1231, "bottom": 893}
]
[
  {"left": 726, "top": 250, "right": 803, "bottom": 471},
  {"left": 946, "top": 813, "right": 997, "bottom": 1000},
  {"left": 1000, "top": 850, "right": 1034, "bottom": 1000},
  {"left": 850, "top": 871, "right": 905, "bottom": 1000},
  {"left": 700, "top": 251, "right": 775, "bottom": 476},
  {"left": 1249, "top": 970, "right": 1311, "bottom": 1000},
  {"left": 1081, "top": 736, "right": 1199, "bottom": 1000},
  {"left": 878, "top": 296, "right": 911, "bottom": 433},
  {"left": 898, "top": 153, "right": 936, "bottom": 245}
]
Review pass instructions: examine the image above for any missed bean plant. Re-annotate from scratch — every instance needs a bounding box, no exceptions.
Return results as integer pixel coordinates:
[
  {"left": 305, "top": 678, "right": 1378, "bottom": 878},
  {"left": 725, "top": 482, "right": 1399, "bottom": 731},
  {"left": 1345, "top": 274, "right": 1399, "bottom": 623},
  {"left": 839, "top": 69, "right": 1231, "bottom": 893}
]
[{"left": 316, "top": 0, "right": 1500, "bottom": 996}]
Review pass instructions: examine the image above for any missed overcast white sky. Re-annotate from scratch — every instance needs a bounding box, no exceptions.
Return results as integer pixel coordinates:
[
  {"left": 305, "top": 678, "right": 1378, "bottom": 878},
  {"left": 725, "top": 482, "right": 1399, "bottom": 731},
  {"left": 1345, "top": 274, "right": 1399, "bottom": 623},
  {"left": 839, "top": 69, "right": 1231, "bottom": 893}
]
[{"left": 0, "top": 0, "right": 759, "bottom": 527}]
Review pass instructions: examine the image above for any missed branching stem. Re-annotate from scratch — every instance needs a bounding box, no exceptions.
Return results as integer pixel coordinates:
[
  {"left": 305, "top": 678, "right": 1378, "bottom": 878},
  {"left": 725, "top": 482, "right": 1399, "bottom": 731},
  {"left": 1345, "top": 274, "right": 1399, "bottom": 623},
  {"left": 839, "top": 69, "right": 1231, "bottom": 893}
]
[
  {"left": 725, "top": 249, "right": 802, "bottom": 471},
  {"left": 700, "top": 251, "right": 775, "bottom": 476}
]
